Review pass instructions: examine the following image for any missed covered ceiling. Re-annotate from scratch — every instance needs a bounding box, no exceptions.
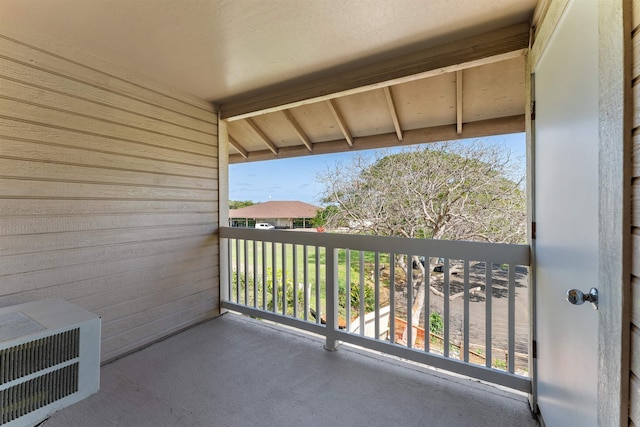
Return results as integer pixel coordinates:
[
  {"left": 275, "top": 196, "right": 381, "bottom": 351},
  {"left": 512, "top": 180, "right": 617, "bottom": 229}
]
[{"left": 0, "top": 0, "right": 539, "bottom": 163}]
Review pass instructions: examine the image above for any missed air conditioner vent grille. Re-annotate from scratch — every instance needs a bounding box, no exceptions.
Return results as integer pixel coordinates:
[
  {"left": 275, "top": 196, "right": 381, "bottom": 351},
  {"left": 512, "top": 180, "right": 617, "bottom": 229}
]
[
  {"left": 0, "top": 329, "right": 80, "bottom": 385},
  {"left": 0, "top": 363, "right": 79, "bottom": 425}
]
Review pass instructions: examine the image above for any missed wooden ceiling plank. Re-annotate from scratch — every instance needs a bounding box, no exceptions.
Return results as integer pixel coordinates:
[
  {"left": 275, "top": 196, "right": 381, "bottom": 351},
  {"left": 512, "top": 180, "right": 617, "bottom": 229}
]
[
  {"left": 228, "top": 135, "right": 249, "bottom": 158},
  {"left": 221, "top": 22, "right": 530, "bottom": 120},
  {"left": 383, "top": 87, "right": 403, "bottom": 141},
  {"left": 456, "top": 70, "right": 463, "bottom": 134},
  {"left": 326, "top": 100, "right": 353, "bottom": 146},
  {"left": 229, "top": 114, "right": 524, "bottom": 163},
  {"left": 281, "top": 109, "right": 313, "bottom": 151},
  {"left": 246, "top": 118, "right": 279, "bottom": 155}
]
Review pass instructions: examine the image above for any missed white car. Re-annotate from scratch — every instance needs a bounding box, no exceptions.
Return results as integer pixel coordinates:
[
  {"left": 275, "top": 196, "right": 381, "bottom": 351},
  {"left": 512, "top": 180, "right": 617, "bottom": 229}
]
[{"left": 255, "top": 223, "right": 275, "bottom": 230}]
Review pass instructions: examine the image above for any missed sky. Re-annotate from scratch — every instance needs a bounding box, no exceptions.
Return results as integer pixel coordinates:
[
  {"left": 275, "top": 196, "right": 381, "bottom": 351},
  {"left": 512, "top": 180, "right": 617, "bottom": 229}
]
[{"left": 229, "top": 133, "right": 526, "bottom": 206}]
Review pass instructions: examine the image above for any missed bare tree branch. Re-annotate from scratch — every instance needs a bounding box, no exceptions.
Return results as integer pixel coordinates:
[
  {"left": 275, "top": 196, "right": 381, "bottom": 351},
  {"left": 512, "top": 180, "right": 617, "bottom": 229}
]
[{"left": 317, "top": 140, "right": 526, "bottom": 340}]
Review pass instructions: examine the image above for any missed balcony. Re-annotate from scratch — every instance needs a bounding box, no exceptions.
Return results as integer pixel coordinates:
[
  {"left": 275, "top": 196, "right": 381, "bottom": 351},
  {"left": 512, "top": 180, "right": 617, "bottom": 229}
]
[
  {"left": 44, "top": 313, "right": 537, "bottom": 427},
  {"left": 36, "top": 227, "right": 535, "bottom": 426},
  {"left": 220, "top": 227, "right": 531, "bottom": 391}
]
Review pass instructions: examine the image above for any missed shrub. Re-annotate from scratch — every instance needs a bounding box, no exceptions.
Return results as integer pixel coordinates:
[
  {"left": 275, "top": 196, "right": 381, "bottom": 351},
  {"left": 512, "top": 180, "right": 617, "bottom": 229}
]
[{"left": 429, "top": 312, "right": 444, "bottom": 335}]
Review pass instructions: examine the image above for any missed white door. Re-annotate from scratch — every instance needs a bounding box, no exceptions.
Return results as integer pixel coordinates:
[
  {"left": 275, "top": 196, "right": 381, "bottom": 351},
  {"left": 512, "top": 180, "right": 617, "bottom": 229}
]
[{"left": 533, "top": 0, "right": 599, "bottom": 426}]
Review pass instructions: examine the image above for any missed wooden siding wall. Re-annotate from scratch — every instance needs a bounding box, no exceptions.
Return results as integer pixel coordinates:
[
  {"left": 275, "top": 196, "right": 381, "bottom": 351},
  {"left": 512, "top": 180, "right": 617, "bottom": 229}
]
[
  {"left": 0, "top": 25, "right": 220, "bottom": 362},
  {"left": 632, "top": 1, "right": 640, "bottom": 425}
]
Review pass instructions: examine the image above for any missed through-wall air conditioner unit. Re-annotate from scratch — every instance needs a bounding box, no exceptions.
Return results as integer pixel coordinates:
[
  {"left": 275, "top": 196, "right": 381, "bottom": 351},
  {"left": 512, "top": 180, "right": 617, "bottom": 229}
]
[{"left": 0, "top": 299, "right": 101, "bottom": 427}]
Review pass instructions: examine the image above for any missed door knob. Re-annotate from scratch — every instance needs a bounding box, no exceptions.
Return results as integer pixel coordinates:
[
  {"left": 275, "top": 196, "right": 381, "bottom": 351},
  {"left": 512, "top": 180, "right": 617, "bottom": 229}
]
[{"left": 566, "top": 288, "right": 598, "bottom": 310}]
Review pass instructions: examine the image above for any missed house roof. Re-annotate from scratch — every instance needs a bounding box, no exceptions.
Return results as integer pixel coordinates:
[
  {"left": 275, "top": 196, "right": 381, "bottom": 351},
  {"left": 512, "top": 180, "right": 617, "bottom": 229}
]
[
  {"left": 230, "top": 201, "right": 320, "bottom": 219},
  {"left": 1, "top": 1, "right": 540, "bottom": 162}
]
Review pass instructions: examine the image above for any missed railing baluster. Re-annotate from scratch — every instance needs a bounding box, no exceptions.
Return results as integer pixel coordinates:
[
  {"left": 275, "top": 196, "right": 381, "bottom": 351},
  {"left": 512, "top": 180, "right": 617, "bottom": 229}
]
[
  {"left": 485, "top": 262, "right": 493, "bottom": 368},
  {"left": 444, "top": 258, "right": 450, "bottom": 358},
  {"left": 293, "top": 244, "right": 298, "bottom": 319},
  {"left": 272, "top": 242, "right": 277, "bottom": 313},
  {"left": 406, "top": 254, "right": 413, "bottom": 349},
  {"left": 226, "top": 238, "right": 232, "bottom": 304},
  {"left": 253, "top": 240, "right": 258, "bottom": 308},
  {"left": 304, "top": 245, "right": 309, "bottom": 321},
  {"left": 244, "top": 239, "right": 249, "bottom": 306},
  {"left": 345, "top": 249, "right": 351, "bottom": 332},
  {"left": 282, "top": 243, "right": 287, "bottom": 315},
  {"left": 262, "top": 241, "right": 267, "bottom": 310},
  {"left": 235, "top": 239, "right": 240, "bottom": 303},
  {"left": 508, "top": 263, "right": 516, "bottom": 373},
  {"left": 424, "top": 255, "right": 430, "bottom": 352},
  {"left": 315, "top": 246, "right": 320, "bottom": 324},
  {"left": 464, "top": 259, "right": 470, "bottom": 363},
  {"left": 374, "top": 252, "right": 380, "bottom": 340},
  {"left": 389, "top": 253, "right": 395, "bottom": 344},
  {"left": 359, "top": 251, "right": 365, "bottom": 336},
  {"left": 325, "top": 247, "right": 339, "bottom": 350}
]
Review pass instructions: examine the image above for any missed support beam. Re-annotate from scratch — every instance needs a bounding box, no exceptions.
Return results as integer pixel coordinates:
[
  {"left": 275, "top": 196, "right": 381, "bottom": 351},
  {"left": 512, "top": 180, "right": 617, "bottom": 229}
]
[
  {"left": 456, "top": 70, "right": 463, "bottom": 134},
  {"left": 326, "top": 100, "right": 353, "bottom": 146},
  {"left": 383, "top": 87, "right": 403, "bottom": 140},
  {"left": 228, "top": 135, "right": 248, "bottom": 159},
  {"left": 221, "top": 22, "right": 530, "bottom": 120},
  {"left": 531, "top": 0, "right": 553, "bottom": 34},
  {"left": 530, "top": 0, "right": 570, "bottom": 70},
  {"left": 229, "top": 115, "right": 524, "bottom": 163},
  {"left": 218, "top": 114, "right": 230, "bottom": 311},
  {"left": 246, "top": 118, "right": 279, "bottom": 155},
  {"left": 281, "top": 109, "right": 312, "bottom": 151}
]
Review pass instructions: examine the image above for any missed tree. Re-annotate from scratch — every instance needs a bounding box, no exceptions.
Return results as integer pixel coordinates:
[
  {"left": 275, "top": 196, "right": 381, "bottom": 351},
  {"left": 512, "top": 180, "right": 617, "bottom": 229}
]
[
  {"left": 317, "top": 141, "right": 526, "bottom": 343},
  {"left": 318, "top": 141, "right": 525, "bottom": 242},
  {"left": 311, "top": 205, "right": 339, "bottom": 228},
  {"left": 229, "top": 200, "right": 255, "bottom": 210}
]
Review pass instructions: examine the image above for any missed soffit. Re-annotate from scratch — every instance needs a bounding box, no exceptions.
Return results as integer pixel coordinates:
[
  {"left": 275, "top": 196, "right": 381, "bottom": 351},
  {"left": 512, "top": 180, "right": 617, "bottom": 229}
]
[
  {"left": 1, "top": 0, "right": 536, "bottom": 162},
  {"left": 1, "top": 0, "right": 535, "bottom": 103}
]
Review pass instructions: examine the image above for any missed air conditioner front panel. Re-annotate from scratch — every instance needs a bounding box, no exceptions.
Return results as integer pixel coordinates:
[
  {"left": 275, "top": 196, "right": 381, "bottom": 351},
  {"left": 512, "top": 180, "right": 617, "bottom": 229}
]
[{"left": 0, "top": 299, "right": 100, "bottom": 427}]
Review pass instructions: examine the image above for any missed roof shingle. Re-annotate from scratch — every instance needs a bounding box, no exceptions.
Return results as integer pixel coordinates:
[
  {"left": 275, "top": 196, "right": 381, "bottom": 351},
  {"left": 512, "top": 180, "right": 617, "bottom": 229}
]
[{"left": 229, "top": 201, "right": 320, "bottom": 219}]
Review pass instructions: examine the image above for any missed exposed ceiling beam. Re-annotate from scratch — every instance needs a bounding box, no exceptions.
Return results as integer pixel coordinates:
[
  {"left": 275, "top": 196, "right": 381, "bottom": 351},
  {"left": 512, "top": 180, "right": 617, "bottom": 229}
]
[
  {"left": 281, "top": 109, "right": 312, "bottom": 151},
  {"left": 229, "top": 114, "right": 524, "bottom": 164},
  {"left": 228, "top": 135, "right": 248, "bottom": 159},
  {"left": 221, "top": 22, "right": 530, "bottom": 120},
  {"left": 246, "top": 118, "right": 279, "bottom": 155},
  {"left": 326, "top": 100, "right": 353, "bottom": 146},
  {"left": 383, "top": 87, "right": 403, "bottom": 141},
  {"left": 456, "top": 70, "right": 463, "bottom": 135}
]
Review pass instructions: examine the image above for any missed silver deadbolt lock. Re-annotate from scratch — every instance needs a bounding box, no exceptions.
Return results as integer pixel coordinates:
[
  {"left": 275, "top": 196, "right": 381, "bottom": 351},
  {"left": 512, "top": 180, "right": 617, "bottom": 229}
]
[{"left": 566, "top": 288, "right": 598, "bottom": 310}]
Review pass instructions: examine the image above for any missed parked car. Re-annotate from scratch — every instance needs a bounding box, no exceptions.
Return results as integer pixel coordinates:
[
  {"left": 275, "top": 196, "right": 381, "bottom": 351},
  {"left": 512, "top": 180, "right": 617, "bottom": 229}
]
[{"left": 255, "top": 223, "right": 275, "bottom": 230}]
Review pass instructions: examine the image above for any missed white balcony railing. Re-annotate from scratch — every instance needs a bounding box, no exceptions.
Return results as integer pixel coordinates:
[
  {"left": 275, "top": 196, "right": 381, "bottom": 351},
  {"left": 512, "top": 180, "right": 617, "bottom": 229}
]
[{"left": 220, "top": 227, "right": 531, "bottom": 393}]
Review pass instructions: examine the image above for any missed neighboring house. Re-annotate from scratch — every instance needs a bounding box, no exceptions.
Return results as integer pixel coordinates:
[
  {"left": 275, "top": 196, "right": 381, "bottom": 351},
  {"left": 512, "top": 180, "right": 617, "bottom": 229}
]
[{"left": 229, "top": 201, "right": 320, "bottom": 229}]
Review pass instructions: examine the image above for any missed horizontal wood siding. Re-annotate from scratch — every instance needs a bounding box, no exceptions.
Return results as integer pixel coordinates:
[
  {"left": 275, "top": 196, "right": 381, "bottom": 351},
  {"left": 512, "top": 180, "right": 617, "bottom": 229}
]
[
  {"left": 632, "top": 0, "right": 640, "bottom": 423},
  {"left": 0, "top": 25, "right": 220, "bottom": 362}
]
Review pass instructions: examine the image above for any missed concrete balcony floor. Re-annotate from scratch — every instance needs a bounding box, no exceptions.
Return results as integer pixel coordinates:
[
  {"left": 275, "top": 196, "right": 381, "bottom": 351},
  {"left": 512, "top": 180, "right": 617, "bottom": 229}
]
[{"left": 45, "top": 313, "right": 539, "bottom": 427}]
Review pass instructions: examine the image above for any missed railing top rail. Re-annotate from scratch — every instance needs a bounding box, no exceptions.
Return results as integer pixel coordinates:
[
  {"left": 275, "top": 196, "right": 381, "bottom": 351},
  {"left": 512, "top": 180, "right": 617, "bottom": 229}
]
[{"left": 219, "top": 227, "right": 530, "bottom": 266}]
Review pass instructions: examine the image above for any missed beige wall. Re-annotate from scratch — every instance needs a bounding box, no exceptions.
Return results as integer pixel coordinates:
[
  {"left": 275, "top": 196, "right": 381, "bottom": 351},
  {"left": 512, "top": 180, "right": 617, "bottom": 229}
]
[{"left": 0, "top": 23, "right": 220, "bottom": 362}]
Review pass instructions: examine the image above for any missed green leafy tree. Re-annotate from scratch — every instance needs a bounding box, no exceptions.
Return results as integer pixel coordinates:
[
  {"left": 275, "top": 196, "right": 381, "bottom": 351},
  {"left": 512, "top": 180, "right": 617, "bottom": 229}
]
[
  {"left": 311, "top": 205, "right": 339, "bottom": 228},
  {"left": 229, "top": 200, "right": 255, "bottom": 210}
]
